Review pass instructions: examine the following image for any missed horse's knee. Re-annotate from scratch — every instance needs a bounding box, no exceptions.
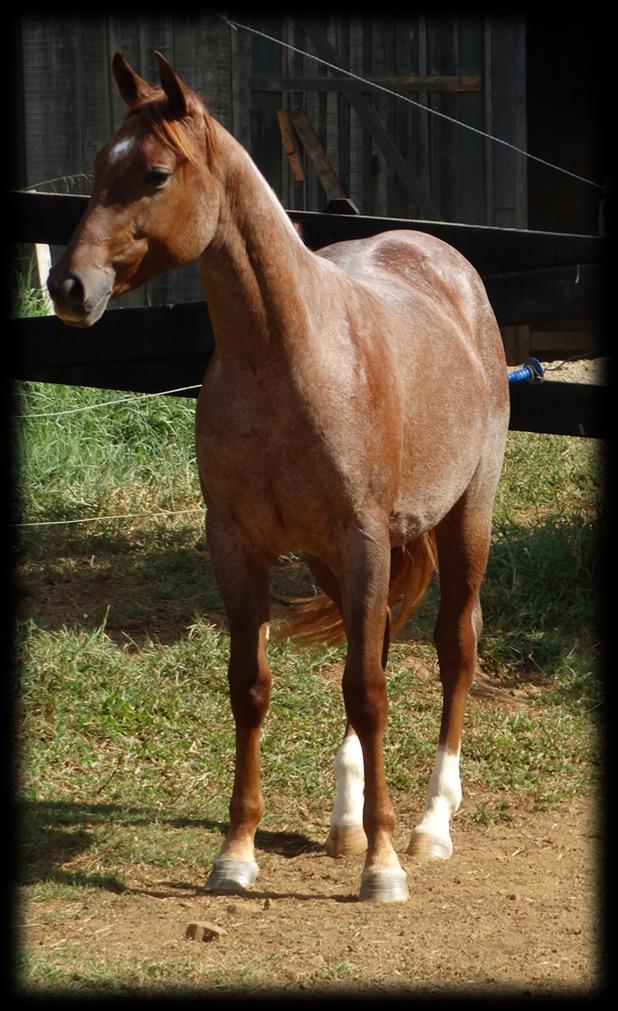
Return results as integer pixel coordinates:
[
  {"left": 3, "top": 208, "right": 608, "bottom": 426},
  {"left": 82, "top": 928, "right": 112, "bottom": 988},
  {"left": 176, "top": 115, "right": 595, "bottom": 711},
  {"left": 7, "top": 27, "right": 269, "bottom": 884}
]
[{"left": 228, "top": 662, "right": 271, "bottom": 728}]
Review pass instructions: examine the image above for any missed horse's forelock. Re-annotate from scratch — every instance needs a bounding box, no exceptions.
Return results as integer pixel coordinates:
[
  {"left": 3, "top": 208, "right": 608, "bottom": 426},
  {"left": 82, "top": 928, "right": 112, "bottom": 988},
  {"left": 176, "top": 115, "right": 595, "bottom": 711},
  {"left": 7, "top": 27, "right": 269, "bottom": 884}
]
[{"left": 128, "top": 93, "right": 218, "bottom": 169}]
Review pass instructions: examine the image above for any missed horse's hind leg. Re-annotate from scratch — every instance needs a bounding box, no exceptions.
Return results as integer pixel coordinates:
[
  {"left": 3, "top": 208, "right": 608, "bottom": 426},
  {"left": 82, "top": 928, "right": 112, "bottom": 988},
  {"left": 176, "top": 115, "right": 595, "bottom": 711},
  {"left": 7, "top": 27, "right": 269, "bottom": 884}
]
[
  {"left": 323, "top": 614, "right": 391, "bottom": 857},
  {"left": 407, "top": 487, "right": 493, "bottom": 861},
  {"left": 302, "top": 554, "right": 368, "bottom": 858},
  {"left": 324, "top": 722, "right": 367, "bottom": 857},
  {"left": 204, "top": 510, "right": 272, "bottom": 893},
  {"left": 337, "top": 515, "right": 408, "bottom": 902}
]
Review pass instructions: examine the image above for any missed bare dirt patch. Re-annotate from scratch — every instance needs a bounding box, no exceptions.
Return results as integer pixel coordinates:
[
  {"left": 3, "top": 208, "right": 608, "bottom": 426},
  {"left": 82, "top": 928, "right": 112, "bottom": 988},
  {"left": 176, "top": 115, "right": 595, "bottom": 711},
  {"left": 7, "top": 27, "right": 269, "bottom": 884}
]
[
  {"left": 19, "top": 791, "right": 601, "bottom": 995},
  {"left": 539, "top": 354, "right": 608, "bottom": 385}
]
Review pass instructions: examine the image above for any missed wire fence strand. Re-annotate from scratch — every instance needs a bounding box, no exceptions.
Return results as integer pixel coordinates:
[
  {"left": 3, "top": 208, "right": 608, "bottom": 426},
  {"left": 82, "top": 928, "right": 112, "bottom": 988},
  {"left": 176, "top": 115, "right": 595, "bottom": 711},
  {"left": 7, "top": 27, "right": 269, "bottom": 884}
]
[
  {"left": 15, "top": 384, "right": 202, "bottom": 420},
  {"left": 218, "top": 13, "right": 603, "bottom": 192},
  {"left": 14, "top": 506, "right": 204, "bottom": 529}
]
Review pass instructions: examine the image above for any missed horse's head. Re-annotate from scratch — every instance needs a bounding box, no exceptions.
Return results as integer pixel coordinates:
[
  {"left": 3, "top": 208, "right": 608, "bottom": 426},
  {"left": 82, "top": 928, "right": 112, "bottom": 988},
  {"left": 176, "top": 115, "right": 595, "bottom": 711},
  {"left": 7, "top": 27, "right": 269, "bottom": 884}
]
[{"left": 48, "top": 52, "right": 220, "bottom": 326}]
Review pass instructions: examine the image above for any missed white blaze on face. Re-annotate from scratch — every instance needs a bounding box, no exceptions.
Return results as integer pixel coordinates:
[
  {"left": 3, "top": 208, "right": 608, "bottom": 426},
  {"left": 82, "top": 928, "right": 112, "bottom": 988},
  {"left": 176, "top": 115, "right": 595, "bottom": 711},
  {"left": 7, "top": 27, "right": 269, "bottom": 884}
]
[
  {"left": 414, "top": 746, "right": 462, "bottom": 852},
  {"left": 330, "top": 732, "right": 365, "bottom": 829},
  {"left": 109, "top": 137, "right": 136, "bottom": 164}
]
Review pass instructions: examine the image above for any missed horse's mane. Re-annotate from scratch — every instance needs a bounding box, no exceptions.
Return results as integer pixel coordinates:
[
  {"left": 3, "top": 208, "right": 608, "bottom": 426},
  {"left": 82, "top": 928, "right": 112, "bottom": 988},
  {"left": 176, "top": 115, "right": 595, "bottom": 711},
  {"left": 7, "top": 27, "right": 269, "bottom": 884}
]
[{"left": 128, "top": 93, "right": 219, "bottom": 169}]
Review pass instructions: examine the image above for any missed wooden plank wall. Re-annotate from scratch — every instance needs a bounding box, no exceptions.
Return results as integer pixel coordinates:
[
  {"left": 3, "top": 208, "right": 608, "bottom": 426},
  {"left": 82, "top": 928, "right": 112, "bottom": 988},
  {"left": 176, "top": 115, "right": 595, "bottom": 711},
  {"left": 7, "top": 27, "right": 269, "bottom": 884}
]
[
  {"left": 261, "top": 15, "right": 527, "bottom": 229},
  {"left": 17, "top": 15, "right": 526, "bottom": 229},
  {"left": 18, "top": 14, "right": 601, "bottom": 362}
]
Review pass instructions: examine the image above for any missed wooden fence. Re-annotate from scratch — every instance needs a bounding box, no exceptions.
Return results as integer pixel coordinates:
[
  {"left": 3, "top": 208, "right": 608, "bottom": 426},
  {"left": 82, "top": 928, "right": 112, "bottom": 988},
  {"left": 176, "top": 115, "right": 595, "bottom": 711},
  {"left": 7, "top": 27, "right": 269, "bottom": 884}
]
[{"left": 10, "top": 190, "right": 608, "bottom": 438}]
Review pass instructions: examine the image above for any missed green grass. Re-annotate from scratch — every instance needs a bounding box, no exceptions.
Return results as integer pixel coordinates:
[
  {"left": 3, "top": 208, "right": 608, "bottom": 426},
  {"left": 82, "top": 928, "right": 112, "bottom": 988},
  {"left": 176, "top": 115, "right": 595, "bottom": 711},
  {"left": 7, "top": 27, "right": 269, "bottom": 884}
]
[
  {"left": 10, "top": 258, "right": 53, "bottom": 319},
  {"left": 15, "top": 380, "right": 200, "bottom": 525},
  {"left": 18, "top": 950, "right": 257, "bottom": 994},
  {"left": 14, "top": 379, "right": 603, "bottom": 830},
  {"left": 12, "top": 271, "right": 605, "bottom": 991}
]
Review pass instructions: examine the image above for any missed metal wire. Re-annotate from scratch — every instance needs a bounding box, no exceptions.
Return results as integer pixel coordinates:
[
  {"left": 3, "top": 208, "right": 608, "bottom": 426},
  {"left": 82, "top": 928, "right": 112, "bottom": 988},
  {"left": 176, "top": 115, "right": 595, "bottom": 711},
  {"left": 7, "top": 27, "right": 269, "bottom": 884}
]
[
  {"left": 218, "top": 13, "right": 603, "bottom": 192},
  {"left": 16, "top": 384, "right": 202, "bottom": 420},
  {"left": 14, "top": 506, "right": 204, "bottom": 529}
]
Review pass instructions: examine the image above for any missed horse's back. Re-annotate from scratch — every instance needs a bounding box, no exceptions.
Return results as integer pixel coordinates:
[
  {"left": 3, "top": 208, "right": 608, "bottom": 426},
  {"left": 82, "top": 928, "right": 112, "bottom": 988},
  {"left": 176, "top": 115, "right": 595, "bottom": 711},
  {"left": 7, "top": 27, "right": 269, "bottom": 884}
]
[{"left": 317, "top": 229, "right": 503, "bottom": 371}]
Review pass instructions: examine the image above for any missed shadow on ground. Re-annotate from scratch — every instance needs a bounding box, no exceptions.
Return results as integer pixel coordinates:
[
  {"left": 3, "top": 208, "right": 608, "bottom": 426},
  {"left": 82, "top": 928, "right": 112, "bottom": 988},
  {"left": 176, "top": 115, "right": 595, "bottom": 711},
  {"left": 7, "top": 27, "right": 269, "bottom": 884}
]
[
  {"left": 18, "top": 798, "right": 324, "bottom": 895},
  {"left": 16, "top": 510, "right": 601, "bottom": 685}
]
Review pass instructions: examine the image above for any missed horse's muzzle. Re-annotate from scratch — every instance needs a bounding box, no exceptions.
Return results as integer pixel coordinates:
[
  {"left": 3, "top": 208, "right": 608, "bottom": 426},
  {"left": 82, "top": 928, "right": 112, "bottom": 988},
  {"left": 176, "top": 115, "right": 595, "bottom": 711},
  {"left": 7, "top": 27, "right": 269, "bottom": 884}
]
[{"left": 47, "top": 265, "right": 113, "bottom": 327}]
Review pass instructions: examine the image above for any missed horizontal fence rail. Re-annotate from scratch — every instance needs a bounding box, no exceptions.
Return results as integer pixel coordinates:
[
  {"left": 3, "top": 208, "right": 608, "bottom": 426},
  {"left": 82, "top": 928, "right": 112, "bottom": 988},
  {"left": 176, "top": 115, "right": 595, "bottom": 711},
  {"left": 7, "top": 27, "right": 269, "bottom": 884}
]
[
  {"left": 12, "top": 190, "right": 607, "bottom": 274},
  {"left": 10, "top": 191, "right": 608, "bottom": 438}
]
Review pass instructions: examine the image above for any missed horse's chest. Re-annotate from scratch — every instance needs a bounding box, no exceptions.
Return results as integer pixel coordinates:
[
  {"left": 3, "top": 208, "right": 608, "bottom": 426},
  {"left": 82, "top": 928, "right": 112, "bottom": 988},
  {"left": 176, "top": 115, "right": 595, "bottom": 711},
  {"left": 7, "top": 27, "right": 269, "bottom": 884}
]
[{"left": 196, "top": 402, "right": 332, "bottom": 551}]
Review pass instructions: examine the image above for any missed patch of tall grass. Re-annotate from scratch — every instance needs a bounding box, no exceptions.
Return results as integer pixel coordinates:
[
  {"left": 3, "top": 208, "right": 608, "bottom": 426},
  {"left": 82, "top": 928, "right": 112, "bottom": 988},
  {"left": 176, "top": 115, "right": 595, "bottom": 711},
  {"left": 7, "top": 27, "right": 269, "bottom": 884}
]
[
  {"left": 16, "top": 381, "right": 200, "bottom": 525},
  {"left": 10, "top": 258, "right": 52, "bottom": 319}
]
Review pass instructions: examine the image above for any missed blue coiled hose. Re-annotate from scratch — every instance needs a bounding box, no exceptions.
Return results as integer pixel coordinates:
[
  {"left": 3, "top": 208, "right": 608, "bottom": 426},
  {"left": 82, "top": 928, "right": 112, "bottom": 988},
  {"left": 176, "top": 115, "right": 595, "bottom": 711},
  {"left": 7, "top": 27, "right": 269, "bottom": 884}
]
[{"left": 508, "top": 357, "right": 544, "bottom": 384}]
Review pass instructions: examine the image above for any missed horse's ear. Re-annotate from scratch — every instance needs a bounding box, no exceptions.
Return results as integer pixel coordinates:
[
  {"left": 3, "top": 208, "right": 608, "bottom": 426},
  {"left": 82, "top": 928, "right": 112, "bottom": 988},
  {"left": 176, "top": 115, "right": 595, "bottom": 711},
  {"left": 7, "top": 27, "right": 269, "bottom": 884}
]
[
  {"left": 154, "top": 51, "right": 190, "bottom": 118},
  {"left": 113, "top": 52, "right": 152, "bottom": 107}
]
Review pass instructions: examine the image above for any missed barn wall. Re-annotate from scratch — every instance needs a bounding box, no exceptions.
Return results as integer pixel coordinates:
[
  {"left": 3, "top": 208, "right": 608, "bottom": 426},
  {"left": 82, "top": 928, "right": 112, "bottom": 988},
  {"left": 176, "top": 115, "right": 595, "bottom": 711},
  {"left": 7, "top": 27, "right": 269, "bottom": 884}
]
[{"left": 17, "top": 13, "right": 527, "bottom": 308}]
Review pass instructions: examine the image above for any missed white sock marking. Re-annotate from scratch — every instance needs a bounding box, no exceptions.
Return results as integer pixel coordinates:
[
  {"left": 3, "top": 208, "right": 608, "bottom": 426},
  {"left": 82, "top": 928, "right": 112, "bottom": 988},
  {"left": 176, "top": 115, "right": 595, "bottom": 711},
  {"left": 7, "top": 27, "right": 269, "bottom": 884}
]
[
  {"left": 330, "top": 733, "right": 365, "bottom": 829},
  {"left": 415, "top": 746, "right": 462, "bottom": 846}
]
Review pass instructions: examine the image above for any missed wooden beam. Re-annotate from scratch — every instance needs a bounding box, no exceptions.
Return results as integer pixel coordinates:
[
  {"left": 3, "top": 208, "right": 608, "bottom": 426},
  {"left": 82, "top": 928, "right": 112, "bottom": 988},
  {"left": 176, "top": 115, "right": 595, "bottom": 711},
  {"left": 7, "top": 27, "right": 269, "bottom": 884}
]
[
  {"left": 288, "top": 209, "right": 607, "bottom": 275},
  {"left": 10, "top": 303, "right": 214, "bottom": 393},
  {"left": 11, "top": 191, "right": 608, "bottom": 278},
  {"left": 509, "top": 380, "right": 609, "bottom": 438},
  {"left": 484, "top": 263, "right": 604, "bottom": 326},
  {"left": 290, "top": 108, "right": 346, "bottom": 200},
  {"left": 530, "top": 324, "right": 603, "bottom": 351},
  {"left": 252, "top": 74, "right": 482, "bottom": 93},
  {"left": 11, "top": 190, "right": 87, "bottom": 245},
  {"left": 501, "top": 326, "right": 530, "bottom": 366},
  {"left": 276, "top": 109, "right": 305, "bottom": 183},
  {"left": 33, "top": 245, "right": 53, "bottom": 312}
]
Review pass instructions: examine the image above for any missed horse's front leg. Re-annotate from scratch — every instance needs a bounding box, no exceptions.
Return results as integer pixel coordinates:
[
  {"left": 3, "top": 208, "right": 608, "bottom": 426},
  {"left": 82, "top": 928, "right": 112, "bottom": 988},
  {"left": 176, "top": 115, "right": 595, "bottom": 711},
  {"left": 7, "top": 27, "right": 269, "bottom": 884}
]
[
  {"left": 325, "top": 599, "right": 392, "bottom": 859},
  {"left": 302, "top": 554, "right": 368, "bottom": 859},
  {"left": 339, "top": 518, "right": 408, "bottom": 902},
  {"left": 204, "top": 511, "right": 272, "bottom": 894}
]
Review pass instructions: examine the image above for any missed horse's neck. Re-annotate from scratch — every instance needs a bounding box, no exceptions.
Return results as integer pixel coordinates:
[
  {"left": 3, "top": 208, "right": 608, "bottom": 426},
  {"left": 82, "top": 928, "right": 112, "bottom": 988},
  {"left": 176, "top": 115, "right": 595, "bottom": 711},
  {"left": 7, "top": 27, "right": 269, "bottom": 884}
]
[{"left": 199, "top": 125, "right": 315, "bottom": 364}]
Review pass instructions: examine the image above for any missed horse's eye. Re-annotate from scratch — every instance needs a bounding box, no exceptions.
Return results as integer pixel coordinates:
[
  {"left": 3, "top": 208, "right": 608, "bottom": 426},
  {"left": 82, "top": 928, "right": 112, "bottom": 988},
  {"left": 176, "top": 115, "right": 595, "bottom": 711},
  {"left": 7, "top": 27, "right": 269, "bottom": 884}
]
[{"left": 144, "top": 168, "right": 171, "bottom": 188}]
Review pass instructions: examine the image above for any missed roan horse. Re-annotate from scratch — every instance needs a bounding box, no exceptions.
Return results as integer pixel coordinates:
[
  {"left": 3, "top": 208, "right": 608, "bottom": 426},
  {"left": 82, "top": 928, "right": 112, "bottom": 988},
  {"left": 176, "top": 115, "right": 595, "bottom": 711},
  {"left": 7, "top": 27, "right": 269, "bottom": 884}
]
[{"left": 48, "top": 52, "right": 509, "bottom": 902}]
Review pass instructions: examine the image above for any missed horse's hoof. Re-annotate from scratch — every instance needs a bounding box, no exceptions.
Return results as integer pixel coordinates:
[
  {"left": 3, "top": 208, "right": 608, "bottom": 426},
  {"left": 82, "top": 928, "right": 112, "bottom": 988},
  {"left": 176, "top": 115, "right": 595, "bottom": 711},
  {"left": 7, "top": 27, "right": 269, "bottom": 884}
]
[
  {"left": 204, "top": 858, "right": 259, "bottom": 894},
  {"left": 358, "top": 866, "right": 409, "bottom": 903},
  {"left": 407, "top": 829, "right": 452, "bottom": 861},
  {"left": 324, "top": 824, "right": 368, "bottom": 858}
]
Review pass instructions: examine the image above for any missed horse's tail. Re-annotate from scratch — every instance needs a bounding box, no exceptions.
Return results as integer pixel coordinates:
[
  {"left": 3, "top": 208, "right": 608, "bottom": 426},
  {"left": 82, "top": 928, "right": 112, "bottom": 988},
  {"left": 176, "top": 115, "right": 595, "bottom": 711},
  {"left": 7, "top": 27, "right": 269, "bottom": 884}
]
[{"left": 277, "top": 531, "right": 437, "bottom": 646}]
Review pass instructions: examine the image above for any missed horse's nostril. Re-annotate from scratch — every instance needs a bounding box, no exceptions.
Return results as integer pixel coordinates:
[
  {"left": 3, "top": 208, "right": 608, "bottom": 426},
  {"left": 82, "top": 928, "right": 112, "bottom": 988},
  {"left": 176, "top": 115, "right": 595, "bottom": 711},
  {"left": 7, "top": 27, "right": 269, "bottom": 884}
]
[
  {"left": 48, "top": 265, "right": 113, "bottom": 325},
  {"left": 48, "top": 271, "right": 85, "bottom": 310},
  {"left": 60, "top": 274, "right": 85, "bottom": 309}
]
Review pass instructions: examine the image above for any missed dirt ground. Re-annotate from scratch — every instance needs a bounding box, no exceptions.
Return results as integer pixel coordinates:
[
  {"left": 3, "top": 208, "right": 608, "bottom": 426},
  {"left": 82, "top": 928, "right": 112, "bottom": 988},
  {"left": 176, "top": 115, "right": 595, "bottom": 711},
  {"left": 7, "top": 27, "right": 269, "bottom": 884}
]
[
  {"left": 21, "top": 659, "right": 605, "bottom": 996},
  {"left": 21, "top": 790, "right": 602, "bottom": 995},
  {"left": 538, "top": 354, "right": 608, "bottom": 386}
]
